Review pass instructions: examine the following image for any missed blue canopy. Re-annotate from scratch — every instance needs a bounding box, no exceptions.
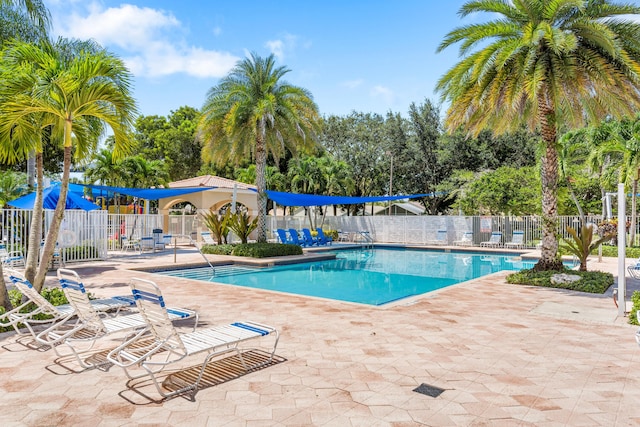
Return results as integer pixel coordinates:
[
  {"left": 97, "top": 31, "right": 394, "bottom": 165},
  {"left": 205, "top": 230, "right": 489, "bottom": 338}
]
[
  {"left": 8, "top": 185, "right": 100, "bottom": 211},
  {"left": 81, "top": 184, "right": 212, "bottom": 199},
  {"left": 266, "top": 190, "right": 435, "bottom": 207}
]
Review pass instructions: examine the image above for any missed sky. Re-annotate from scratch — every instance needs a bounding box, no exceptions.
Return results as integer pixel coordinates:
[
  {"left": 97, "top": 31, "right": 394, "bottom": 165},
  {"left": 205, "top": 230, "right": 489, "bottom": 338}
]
[
  {"left": 42, "top": 0, "right": 475, "bottom": 118},
  {"left": 45, "top": 0, "right": 640, "bottom": 119}
]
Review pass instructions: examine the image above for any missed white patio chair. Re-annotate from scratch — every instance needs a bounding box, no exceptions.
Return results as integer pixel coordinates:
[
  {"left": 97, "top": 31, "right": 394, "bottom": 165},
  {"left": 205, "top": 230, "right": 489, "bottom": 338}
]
[
  {"left": 107, "top": 278, "right": 279, "bottom": 399},
  {"left": 504, "top": 231, "right": 525, "bottom": 249},
  {"left": 480, "top": 232, "right": 502, "bottom": 247},
  {"left": 453, "top": 231, "right": 473, "bottom": 246},
  {"left": 201, "top": 231, "right": 217, "bottom": 245},
  {"left": 35, "top": 269, "right": 198, "bottom": 369},
  {"left": 121, "top": 236, "right": 141, "bottom": 253},
  {"left": 628, "top": 262, "right": 640, "bottom": 279},
  {"left": 3, "top": 270, "right": 136, "bottom": 341},
  {"left": 427, "top": 230, "right": 448, "bottom": 245}
]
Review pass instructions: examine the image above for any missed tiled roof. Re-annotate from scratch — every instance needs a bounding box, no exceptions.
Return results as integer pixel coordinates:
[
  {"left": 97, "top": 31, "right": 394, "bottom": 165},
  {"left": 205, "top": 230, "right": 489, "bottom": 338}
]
[{"left": 168, "top": 175, "right": 255, "bottom": 190}]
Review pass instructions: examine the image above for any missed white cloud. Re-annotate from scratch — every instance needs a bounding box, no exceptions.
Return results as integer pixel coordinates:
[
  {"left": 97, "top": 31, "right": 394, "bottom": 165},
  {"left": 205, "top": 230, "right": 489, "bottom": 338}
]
[
  {"left": 53, "top": 3, "right": 239, "bottom": 79},
  {"left": 342, "top": 79, "right": 364, "bottom": 89},
  {"left": 370, "top": 85, "right": 395, "bottom": 104},
  {"left": 265, "top": 39, "right": 285, "bottom": 60},
  {"left": 265, "top": 33, "right": 302, "bottom": 60}
]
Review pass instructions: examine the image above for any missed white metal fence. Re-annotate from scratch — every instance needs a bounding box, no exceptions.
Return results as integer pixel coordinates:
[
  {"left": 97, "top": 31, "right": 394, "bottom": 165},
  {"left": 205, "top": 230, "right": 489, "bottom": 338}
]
[
  {"left": 0, "top": 208, "right": 629, "bottom": 267},
  {"left": 268, "top": 214, "right": 610, "bottom": 248}
]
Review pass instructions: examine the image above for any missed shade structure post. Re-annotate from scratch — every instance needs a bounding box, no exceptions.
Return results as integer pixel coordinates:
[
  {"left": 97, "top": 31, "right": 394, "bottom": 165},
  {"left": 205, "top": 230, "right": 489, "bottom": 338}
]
[{"left": 617, "top": 183, "right": 626, "bottom": 316}]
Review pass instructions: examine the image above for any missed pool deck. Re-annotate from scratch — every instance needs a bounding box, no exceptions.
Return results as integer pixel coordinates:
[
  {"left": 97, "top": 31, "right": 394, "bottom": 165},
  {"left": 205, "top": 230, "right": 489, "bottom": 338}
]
[{"left": 1, "top": 245, "right": 639, "bottom": 426}]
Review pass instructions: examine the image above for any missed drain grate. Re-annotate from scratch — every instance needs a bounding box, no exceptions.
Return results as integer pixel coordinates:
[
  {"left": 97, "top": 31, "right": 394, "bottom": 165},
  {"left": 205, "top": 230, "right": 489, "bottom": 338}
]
[{"left": 413, "top": 383, "right": 445, "bottom": 398}]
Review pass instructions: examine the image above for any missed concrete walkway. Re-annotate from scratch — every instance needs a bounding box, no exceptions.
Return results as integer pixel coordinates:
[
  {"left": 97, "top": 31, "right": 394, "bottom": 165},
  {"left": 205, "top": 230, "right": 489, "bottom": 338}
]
[{"left": 1, "top": 249, "right": 639, "bottom": 426}]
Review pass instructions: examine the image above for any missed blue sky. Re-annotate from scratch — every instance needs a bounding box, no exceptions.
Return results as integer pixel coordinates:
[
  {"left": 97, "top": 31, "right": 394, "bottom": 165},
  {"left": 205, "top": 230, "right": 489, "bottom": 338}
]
[{"left": 46, "top": 0, "right": 640, "bottom": 119}]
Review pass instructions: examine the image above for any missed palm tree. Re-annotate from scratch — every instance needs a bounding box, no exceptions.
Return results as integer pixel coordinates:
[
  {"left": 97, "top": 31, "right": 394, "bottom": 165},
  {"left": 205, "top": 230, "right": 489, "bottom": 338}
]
[
  {"left": 0, "top": 39, "right": 137, "bottom": 290},
  {"left": 437, "top": 0, "right": 640, "bottom": 270},
  {"left": 591, "top": 117, "right": 640, "bottom": 245},
  {"left": 0, "top": 170, "right": 27, "bottom": 207},
  {"left": 0, "top": 0, "right": 49, "bottom": 33},
  {"left": 199, "top": 53, "right": 322, "bottom": 242}
]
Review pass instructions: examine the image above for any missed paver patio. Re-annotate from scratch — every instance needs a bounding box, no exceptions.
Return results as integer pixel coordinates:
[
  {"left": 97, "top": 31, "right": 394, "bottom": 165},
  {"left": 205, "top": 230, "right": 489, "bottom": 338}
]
[{"left": 1, "top": 249, "right": 639, "bottom": 426}]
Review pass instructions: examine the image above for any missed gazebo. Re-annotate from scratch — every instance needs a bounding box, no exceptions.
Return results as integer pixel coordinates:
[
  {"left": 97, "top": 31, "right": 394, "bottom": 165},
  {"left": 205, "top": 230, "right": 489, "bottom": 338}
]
[{"left": 158, "top": 175, "right": 257, "bottom": 218}]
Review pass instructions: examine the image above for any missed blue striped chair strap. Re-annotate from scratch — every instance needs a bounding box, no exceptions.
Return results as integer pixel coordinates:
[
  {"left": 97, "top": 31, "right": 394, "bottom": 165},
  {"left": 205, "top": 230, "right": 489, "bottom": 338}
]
[
  {"left": 59, "top": 279, "right": 86, "bottom": 293},
  {"left": 167, "top": 308, "right": 191, "bottom": 318},
  {"left": 132, "top": 289, "right": 166, "bottom": 307},
  {"left": 231, "top": 322, "right": 269, "bottom": 336}
]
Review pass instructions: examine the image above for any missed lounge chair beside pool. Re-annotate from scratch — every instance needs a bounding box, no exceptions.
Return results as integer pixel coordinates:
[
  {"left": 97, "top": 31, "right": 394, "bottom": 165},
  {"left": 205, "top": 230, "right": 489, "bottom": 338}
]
[
  {"left": 3, "top": 270, "right": 136, "bottom": 342},
  {"left": 316, "top": 228, "right": 333, "bottom": 245},
  {"left": 35, "top": 269, "right": 198, "bottom": 369},
  {"left": 107, "top": 278, "right": 279, "bottom": 400},
  {"left": 276, "top": 229, "right": 295, "bottom": 244},
  {"left": 288, "top": 228, "right": 307, "bottom": 246},
  {"left": 628, "top": 261, "right": 640, "bottom": 279},
  {"left": 480, "top": 232, "right": 502, "bottom": 247},
  {"left": 201, "top": 231, "right": 217, "bottom": 245},
  {"left": 2, "top": 250, "right": 25, "bottom": 268},
  {"left": 504, "top": 231, "right": 525, "bottom": 249},
  {"left": 301, "top": 228, "right": 318, "bottom": 246},
  {"left": 427, "top": 230, "right": 448, "bottom": 245},
  {"left": 453, "top": 231, "right": 473, "bottom": 246}
]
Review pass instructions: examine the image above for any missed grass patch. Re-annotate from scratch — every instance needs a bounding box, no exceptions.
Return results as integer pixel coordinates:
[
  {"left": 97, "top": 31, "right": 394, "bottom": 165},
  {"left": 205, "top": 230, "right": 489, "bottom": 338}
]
[
  {"left": 598, "top": 245, "right": 640, "bottom": 259},
  {"left": 506, "top": 268, "right": 613, "bottom": 294}
]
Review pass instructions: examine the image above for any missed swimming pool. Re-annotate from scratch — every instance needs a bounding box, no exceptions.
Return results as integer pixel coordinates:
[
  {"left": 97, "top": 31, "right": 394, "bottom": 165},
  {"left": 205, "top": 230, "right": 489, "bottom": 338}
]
[{"left": 156, "top": 248, "right": 539, "bottom": 306}]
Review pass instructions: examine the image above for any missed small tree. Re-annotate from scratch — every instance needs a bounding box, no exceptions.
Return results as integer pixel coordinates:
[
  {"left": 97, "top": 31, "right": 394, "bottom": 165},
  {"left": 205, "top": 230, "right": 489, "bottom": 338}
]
[
  {"left": 561, "top": 224, "right": 615, "bottom": 272},
  {"left": 227, "top": 211, "right": 258, "bottom": 244},
  {"left": 199, "top": 209, "right": 230, "bottom": 244}
]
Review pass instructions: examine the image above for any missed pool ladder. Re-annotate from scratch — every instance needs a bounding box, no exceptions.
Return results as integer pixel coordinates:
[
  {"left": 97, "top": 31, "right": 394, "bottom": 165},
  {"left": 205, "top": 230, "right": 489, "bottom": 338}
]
[
  {"left": 170, "top": 234, "right": 215, "bottom": 276},
  {"left": 357, "top": 231, "right": 374, "bottom": 249}
]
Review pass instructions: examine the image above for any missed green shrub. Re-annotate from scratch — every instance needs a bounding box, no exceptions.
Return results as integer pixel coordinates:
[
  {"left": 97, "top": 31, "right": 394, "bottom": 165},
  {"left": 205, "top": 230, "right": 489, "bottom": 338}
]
[
  {"left": 232, "top": 243, "right": 303, "bottom": 258},
  {"left": 200, "top": 209, "right": 230, "bottom": 244},
  {"left": 0, "top": 287, "right": 70, "bottom": 333},
  {"left": 598, "top": 245, "right": 640, "bottom": 259},
  {"left": 62, "top": 245, "right": 98, "bottom": 260},
  {"left": 201, "top": 244, "right": 234, "bottom": 255},
  {"left": 506, "top": 268, "right": 613, "bottom": 294},
  {"left": 630, "top": 291, "right": 640, "bottom": 326}
]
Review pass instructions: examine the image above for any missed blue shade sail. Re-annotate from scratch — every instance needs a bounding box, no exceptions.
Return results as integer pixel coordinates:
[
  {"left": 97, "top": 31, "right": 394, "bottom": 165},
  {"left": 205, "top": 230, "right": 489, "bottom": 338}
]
[{"left": 8, "top": 185, "right": 100, "bottom": 211}]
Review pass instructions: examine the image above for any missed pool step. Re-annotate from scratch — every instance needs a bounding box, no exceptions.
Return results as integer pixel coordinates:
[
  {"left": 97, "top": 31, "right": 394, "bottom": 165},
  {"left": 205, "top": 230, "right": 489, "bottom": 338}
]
[
  {"left": 161, "top": 265, "right": 260, "bottom": 280},
  {"left": 212, "top": 265, "right": 260, "bottom": 277}
]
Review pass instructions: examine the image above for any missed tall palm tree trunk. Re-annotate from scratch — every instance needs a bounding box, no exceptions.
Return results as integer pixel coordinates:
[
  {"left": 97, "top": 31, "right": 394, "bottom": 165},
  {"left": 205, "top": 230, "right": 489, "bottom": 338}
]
[
  {"left": 33, "top": 125, "right": 72, "bottom": 291},
  {"left": 24, "top": 152, "right": 43, "bottom": 283},
  {"left": 255, "top": 120, "right": 268, "bottom": 243},
  {"left": 631, "top": 176, "right": 638, "bottom": 247},
  {"left": 535, "top": 102, "right": 564, "bottom": 271}
]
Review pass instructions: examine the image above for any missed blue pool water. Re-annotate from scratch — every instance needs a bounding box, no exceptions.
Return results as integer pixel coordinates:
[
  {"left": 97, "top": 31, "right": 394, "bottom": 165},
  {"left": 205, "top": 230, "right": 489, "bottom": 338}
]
[{"left": 156, "top": 248, "right": 542, "bottom": 306}]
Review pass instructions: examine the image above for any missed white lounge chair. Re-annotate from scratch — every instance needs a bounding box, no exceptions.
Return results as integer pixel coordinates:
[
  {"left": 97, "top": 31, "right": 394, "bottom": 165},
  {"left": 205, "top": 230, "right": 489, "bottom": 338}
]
[
  {"left": 3, "top": 270, "right": 136, "bottom": 341},
  {"left": 427, "top": 230, "right": 448, "bottom": 245},
  {"left": 201, "top": 231, "right": 217, "bottom": 245},
  {"left": 140, "top": 236, "right": 155, "bottom": 252},
  {"left": 121, "top": 236, "right": 141, "bottom": 253},
  {"left": 480, "top": 231, "right": 502, "bottom": 247},
  {"left": 504, "top": 231, "right": 525, "bottom": 249},
  {"left": 2, "top": 250, "right": 25, "bottom": 268},
  {"left": 35, "top": 269, "right": 198, "bottom": 368},
  {"left": 107, "top": 278, "right": 279, "bottom": 399},
  {"left": 453, "top": 231, "right": 473, "bottom": 246},
  {"left": 628, "top": 262, "right": 640, "bottom": 279}
]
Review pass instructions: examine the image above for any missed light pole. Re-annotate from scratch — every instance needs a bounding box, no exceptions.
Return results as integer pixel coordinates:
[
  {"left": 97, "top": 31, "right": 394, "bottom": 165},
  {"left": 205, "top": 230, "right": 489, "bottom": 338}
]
[{"left": 386, "top": 151, "right": 393, "bottom": 215}]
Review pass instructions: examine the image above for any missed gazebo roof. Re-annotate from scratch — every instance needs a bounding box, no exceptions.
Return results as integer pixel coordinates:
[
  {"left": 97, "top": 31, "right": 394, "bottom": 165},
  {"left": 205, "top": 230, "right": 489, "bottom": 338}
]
[{"left": 168, "top": 175, "right": 255, "bottom": 190}]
